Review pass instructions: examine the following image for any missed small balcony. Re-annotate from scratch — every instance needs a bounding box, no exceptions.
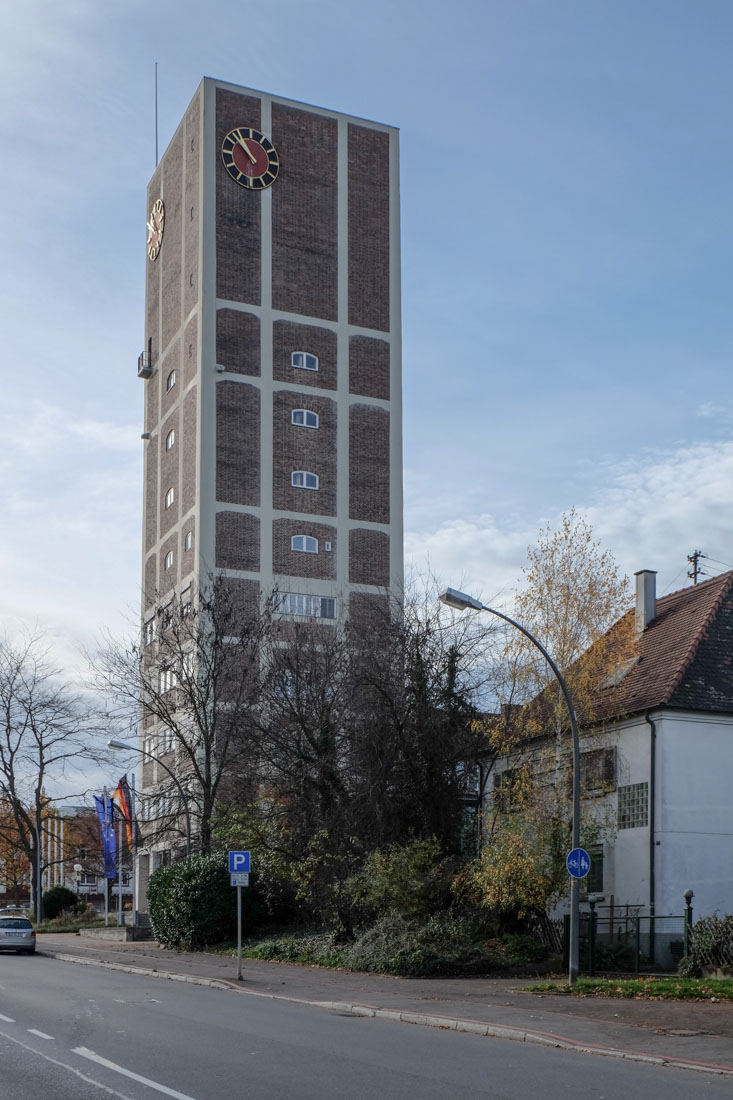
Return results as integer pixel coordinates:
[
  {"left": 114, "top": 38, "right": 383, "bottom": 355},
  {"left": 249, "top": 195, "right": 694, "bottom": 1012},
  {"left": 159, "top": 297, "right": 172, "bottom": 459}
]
[{"left": 137, "top": 350, "right": 153, "bottom": 379}]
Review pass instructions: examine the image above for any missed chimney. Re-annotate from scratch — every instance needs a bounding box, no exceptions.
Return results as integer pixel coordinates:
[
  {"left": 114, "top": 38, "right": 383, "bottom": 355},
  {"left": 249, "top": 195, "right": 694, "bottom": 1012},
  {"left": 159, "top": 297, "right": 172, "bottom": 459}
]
[{"left": 634, "top": 570, "right": 657, "bottom": 634}]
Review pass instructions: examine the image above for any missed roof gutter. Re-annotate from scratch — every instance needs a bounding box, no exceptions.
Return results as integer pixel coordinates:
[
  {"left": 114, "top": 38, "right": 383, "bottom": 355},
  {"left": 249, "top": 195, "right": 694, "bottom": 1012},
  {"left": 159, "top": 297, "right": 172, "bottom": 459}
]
[{"left": 644, "top": 709, "right": 657, "bottom": 963}]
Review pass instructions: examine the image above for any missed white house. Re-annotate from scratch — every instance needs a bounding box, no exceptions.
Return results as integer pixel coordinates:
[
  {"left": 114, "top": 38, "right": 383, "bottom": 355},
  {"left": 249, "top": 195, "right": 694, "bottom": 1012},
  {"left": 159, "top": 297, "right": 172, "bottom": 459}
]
[{"left": 489, "top": 569, "right": 733, "bottom": 924}]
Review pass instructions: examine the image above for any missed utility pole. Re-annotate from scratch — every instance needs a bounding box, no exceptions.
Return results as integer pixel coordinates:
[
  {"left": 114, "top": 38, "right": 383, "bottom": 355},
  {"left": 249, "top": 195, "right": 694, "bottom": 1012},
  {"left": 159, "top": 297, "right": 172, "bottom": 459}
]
[{"left": 687, "top": 550, "right": 707, "bottom": 585}]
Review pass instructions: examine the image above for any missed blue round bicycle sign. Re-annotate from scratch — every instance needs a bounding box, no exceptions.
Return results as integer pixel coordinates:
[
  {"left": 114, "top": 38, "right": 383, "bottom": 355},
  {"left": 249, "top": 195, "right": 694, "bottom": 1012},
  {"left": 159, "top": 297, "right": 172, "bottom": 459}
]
[{"left": 566, "top": 848, "right": 591, "bottom": 879}]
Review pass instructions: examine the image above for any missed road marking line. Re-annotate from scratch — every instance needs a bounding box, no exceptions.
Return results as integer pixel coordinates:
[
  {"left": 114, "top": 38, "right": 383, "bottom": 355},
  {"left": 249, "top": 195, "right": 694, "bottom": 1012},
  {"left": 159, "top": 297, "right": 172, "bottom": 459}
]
[
  {"left": 0, "top": 1013, "right": 15, "bottom": 1022},
  {"left": 0, "top": 1028, "right": 133, "bottom": 1098},
  {"left": 74, "top": 1047, "right": 200, "bottom": 1100},
  {"left": 28, "top": 1028, "right": 54, "bottom": 1039}
]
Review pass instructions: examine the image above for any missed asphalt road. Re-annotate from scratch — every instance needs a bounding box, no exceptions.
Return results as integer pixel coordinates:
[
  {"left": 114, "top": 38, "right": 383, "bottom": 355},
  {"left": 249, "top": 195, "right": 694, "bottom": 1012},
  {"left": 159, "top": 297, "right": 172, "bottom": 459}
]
[{"left": 0, "top": 954, "right": 731, "bottom": 1099}]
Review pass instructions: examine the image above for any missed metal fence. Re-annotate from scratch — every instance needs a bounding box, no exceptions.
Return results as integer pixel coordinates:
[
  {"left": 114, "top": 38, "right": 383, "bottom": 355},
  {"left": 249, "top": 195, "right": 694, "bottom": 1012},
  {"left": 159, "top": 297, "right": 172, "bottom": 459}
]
[{"left": 557, "top": 910, "right": 689, "bottom": 974}]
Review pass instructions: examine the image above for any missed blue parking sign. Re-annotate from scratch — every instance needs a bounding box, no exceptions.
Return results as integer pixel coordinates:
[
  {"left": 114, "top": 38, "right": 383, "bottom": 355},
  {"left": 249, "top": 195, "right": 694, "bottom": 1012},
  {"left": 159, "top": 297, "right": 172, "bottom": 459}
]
[
  {"left": 566, "top": 848, "right": 591, "bottom": 879},
  {"left": 228, "top": 850, "right": 251, "bottom": 873}
]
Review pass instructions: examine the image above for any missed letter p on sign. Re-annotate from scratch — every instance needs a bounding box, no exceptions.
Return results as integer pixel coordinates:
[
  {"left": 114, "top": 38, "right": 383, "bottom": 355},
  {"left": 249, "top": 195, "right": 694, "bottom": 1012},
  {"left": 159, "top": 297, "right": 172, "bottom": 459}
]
[{"left": 228, "top": 850, "right": 251, "bottom": 873}]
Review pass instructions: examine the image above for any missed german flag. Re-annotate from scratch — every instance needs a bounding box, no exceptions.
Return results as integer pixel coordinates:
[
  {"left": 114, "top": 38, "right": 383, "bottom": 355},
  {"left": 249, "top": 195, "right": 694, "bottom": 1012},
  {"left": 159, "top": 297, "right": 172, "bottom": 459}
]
[{"left": 112, "top": 775, "right": 134, "bottom": 849}]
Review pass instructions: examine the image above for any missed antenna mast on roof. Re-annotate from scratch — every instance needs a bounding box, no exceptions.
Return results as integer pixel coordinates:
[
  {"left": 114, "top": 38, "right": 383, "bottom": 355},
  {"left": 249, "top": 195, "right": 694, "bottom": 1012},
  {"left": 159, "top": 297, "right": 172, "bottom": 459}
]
[
  {"left": 155, "top": 62, "right": 159, "bottom": 167},
  {"left": 687, "top": 549, "right": 707, "bottom": 585}
]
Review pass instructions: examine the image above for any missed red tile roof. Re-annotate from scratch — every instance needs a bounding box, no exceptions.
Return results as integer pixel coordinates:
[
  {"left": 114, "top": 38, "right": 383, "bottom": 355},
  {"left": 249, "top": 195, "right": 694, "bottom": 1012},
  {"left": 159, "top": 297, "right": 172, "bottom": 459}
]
[{"left": 596, "top": 570, "right": 733, "bottom": 718}]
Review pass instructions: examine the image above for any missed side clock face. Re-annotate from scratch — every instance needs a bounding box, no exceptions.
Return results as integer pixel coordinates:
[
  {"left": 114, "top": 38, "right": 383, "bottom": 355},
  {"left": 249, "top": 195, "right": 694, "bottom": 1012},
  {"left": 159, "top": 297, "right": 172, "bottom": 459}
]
[
  {"left": 147, "top": 198, "right": 165, "bottom": 261},
  {"left": 221, "top": 127, "right": 279, "bottom": 190}
]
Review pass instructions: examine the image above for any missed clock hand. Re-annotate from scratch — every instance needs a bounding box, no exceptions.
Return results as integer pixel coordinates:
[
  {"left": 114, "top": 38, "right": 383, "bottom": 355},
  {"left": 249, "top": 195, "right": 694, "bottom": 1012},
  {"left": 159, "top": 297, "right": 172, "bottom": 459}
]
[{"left": 237, "top": 135, "right": 257, "bottom": 165}]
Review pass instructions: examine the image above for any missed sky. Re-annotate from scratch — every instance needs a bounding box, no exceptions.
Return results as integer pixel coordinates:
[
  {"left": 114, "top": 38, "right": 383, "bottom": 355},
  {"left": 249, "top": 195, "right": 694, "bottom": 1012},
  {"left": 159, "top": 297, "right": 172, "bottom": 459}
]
[{"left": 2, "top": 0, "right": 733, "bottom": 678}]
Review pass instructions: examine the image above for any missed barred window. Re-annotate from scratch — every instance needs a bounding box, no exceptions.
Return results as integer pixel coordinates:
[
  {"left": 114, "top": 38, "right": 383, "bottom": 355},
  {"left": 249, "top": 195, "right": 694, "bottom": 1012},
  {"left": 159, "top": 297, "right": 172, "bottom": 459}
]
[{"left": 618, "top": 782, "right": 648, "bottom": 829}]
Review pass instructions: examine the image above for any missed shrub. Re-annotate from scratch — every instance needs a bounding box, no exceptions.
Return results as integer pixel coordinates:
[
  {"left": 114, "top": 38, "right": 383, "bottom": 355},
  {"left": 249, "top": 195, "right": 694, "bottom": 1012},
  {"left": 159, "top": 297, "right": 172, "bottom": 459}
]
[
  {"left": 147, "top": 853, "right": 240, "bottom": 950},
  {"left": 343, "top": 912, "right": 501, "bottom": 977},
  {"left": 503, "top": 933, "right": 547, "bottom": 966},
  {"left": 346, "top": 838, "right": 455, "bottom": 922},
  {"left": 43, "top": 885, "right": 80, "bottom": 920}
]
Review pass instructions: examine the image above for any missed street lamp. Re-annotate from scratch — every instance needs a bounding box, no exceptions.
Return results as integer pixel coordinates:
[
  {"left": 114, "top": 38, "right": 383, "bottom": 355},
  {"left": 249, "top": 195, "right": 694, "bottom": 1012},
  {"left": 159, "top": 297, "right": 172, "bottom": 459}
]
[
  {"left": 107, "top": 739, "right": 192, "bottom": 858},
  {"left": 438, "top": 586, "right": 582, "bottom": 986}
]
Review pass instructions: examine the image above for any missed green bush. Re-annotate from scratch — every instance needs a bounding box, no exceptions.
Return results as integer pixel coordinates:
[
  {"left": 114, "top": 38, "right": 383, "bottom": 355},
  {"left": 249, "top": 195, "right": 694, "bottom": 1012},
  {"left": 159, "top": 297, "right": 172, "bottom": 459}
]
[
  {"left": 503, "top": 933, "right": 547, "bottom": 965},
  {"left": 42, "top": 885, "right": 79, "bottom": 920},
  {"left": 243, "top": 930, "right": 346, "bottom": 968},
  {"left": 147, "top": 853, "right": 240, "bottom": 950},
  {"left": 346, "top": 838, "right": 455, "bottom": 921},
  {"left": 343, "top": 912, "right": 501, "bottom": 977}
]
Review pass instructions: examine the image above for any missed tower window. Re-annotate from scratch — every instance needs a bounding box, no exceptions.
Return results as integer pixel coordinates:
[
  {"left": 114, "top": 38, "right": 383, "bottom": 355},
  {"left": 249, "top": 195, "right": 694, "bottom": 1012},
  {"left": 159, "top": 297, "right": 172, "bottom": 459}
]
[
  {"left": 274, "top": 592, "right": 336, "bottom": 619},
  {"left": 291, "top": 351, "right": 318, "bottom": 372},
  {"left": 184, "top": 531, "right": 193, "bottom": 552},
  {"left": 164, "top": 551, "right": 174, "bottom": 570},
  {"left": 166, "top": 369, "right": 176, "bottom": 391},
  {"left": 291, "top": 409, "right": 319, "bottom": 429},
  {"left": 164, "top": 487, "right": 175, "bottom": 509},
  {"left": 291, "top": 535, "right": 318, "bottom": 554},
  {"left": 291, "top": 471, "right": 319, "bottom": 490},
  {"left": 165, "top": 429, "right": 175, "bottom": 451}
]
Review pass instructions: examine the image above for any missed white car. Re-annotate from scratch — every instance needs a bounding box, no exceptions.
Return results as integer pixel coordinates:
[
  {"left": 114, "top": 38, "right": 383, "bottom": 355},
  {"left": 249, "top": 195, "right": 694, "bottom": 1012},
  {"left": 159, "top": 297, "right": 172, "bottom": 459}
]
[{"left": 0, "top": 916, "right": 36, "bottom": 954}]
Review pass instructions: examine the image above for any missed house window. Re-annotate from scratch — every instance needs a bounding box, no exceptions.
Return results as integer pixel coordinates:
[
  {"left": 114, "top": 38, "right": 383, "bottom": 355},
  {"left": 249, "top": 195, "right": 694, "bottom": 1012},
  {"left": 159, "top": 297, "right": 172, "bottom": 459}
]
[
  {"left": 291, "top": 409, "right": 319, "bottom": 429},
  {"left": 159, "top": 726, "right": 174, "bottom": 753},
  {"left": 184, "top": 531, "right": 193, "bottom": 552},
  {"left": 158, "top": 668, "right": 177, "bottom": 694},
  {"left": 80, "top": 872, "right": 98, "bottom": 887},
  {"left": 618, "top": 782, "right": 648, "bottom": 829},
  {"left": 291, "top": 535, "right": 318, "bottom": 554},
  {"left": 143, "top": 619, "right": 155, "bottom": 647},
  {"left": 77, "top": 847, "right": 89, "bottom": 861},
  {"left": 291, "top": 351, "right": 318, "bottom": 372},
  {"left": 181, "top": 651, "right": 194, "bottom": 676},
  {"left": 580, "top": 748, "right": 616, "bottom": 792},
  {"left": 584, "top": 846, "right": 604, "bottom": 895},
  {"left": 493, "top": 768, "right": 525, "bottom": 812},
  {"left": 166, "top": 369, "right": 176, "bottom": 391},
  {"left": 164, "top": 487, "right": 175, "bottom": 509},
  {"left": 291, "top": 471, "right": 319, "bottom": 490},
  {"left": 164, "top": 551, "right": 174, "bottom": 570},
  {"left": 165, "top": 429, "right": 175, "bottom": 450},
  {"left": 274, "top": 592, "right": 336, "bottom": 619}
]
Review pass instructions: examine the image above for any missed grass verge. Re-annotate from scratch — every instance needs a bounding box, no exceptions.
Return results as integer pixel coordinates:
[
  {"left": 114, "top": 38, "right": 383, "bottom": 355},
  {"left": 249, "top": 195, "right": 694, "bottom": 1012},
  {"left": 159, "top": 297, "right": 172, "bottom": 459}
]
[{"left": 527, "top": 976, "right": 733, "bottom": 1001}]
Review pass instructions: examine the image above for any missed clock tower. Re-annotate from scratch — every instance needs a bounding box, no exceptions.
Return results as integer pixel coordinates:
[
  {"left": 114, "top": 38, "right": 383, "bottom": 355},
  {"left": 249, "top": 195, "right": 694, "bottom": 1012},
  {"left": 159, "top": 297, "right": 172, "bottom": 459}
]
[{"left": 137, "top": 79, "right": 402, "bottom": 891}]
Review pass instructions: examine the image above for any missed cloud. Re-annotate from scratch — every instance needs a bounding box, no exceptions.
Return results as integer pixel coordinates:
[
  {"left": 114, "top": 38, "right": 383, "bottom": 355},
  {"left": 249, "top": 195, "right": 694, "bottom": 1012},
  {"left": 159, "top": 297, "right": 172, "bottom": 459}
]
[{"left": 406, "top": 436, "right": 733, "bottom": 606}]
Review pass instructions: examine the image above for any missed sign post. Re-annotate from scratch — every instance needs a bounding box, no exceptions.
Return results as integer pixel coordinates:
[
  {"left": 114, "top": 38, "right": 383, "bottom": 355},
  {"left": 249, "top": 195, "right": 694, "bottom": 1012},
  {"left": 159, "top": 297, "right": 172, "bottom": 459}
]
[{"left": 228, "top": 852, "right": 251, "bottom": 981}]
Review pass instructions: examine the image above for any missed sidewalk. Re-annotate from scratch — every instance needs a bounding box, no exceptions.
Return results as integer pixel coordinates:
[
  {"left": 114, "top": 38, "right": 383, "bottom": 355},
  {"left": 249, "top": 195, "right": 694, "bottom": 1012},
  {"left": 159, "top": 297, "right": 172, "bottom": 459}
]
[{"left": 37, "top": 933, "right": 733, "bottom": 1078}]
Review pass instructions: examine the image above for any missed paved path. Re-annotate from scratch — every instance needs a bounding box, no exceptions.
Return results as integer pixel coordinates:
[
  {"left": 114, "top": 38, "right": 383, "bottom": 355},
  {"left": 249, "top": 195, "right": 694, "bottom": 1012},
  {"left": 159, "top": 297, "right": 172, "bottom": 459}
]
[{"left": 37, "top": 933, "right": 733, "bottom": 1078}]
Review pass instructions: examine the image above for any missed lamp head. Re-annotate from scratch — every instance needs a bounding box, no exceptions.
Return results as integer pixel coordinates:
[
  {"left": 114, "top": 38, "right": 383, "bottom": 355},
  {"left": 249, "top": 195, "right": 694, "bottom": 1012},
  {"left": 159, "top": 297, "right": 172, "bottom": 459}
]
[
  {"left": 107, "top": 739, "right": 132, "bottom": 751},
  {"left": 437, "top": 587, "right": 484, "bottom": 612}
]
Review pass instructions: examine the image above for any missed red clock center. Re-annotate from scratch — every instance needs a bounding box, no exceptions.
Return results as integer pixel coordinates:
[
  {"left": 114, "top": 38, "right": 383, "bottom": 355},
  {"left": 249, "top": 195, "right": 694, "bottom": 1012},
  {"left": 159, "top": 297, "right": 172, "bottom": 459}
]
[{"left": 232, "top": 140, "right": 270, "bottom": 178}]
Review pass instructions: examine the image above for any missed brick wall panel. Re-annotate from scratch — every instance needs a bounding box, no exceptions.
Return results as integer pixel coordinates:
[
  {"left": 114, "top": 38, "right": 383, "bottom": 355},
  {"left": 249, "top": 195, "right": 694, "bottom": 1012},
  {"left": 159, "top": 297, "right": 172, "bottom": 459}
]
[
  {"left": 349, "top": 405, "right": 390, "bottom": 523},
  {"left": 349, "top": 336, "right": 390, "bottom": 400},
  {"left": 161, "top": 339, "right": 181, "bottom": 417},
  {"left": 183, "top": 92, "right": 201, "bottom": 318},
  {"left": 159, "top": 531, "right": 179, "bottom": 595},
  {"left": 216, "top": 90, "right": 261, "bottom": 304},
  {"left": 273, "top": 321, "right": 336, "bottom": 390},
  {"left": 216, "top": 511, "right": 260, "bottom": 571},
  {"left": 271, "top": 105, "right": 338, "bottom": 320},
  {"left": 144, "top": 555, "right": 157, "bottom": 609},
  {"left": 220, "top": 576, "right": 260, "bottom": 623},
  {"left": 216, "top": 381, "right": 260, "bottom": 506},
  {"left": 273, "top": 390, "right": 336, "bottom": 515},
  {"left": 273, "top": 519, "right": 336, "bottom": 579},
  {"left": 145, "top": 441, "right": 158, "bottom": 551},
  {"left": 181, "top": 517, "right": 196, "bottom": 578},
  {"left": 216, "top": 309, "right": 260, "bottom": 376},
  {"left": 349, "top": 528, "right": 390, "bottom": 586},
  {"left": 348, "top": 125, "right": 390, "bottom": 331},
  {"left": 161, "top": 127, "right": 184, "bottom": 350}
]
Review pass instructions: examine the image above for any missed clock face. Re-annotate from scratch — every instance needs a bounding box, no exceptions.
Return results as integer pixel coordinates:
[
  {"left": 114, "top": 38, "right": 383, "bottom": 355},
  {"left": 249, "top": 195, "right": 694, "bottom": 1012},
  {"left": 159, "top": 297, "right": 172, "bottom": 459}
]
[
  {"left": 147, "top": 198, "right": 165, "bottom": 261},
  {"left": 221, "top": 127, "right": 279, "bottom": 190}
]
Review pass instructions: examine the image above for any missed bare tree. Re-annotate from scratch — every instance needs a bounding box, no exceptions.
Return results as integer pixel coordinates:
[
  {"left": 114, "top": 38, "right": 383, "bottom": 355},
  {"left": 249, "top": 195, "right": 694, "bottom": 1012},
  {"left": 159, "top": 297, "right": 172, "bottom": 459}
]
[
  {"left": 0, "top": 633, "right": 98, "bottom": 918},
  {"left": 91, "top": 576, "right": 268, "bottom": 855}
]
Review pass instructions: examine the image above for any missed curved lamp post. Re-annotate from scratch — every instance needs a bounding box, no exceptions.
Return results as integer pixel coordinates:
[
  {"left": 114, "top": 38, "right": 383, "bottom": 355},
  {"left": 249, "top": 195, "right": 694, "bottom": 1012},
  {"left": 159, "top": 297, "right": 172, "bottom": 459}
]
[
  {"left": 107, "top": 739, "right": 192, "bottom": 858},
  {"left": 438, "top": 586, "right": 582, "bottom": 986}
]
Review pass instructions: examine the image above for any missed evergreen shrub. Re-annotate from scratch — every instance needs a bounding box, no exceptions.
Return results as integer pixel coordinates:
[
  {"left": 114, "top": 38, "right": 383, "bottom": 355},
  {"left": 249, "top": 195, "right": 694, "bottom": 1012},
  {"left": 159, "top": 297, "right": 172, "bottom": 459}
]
[
  {"left": 147, "top": 853, "right": 242, "bottom": 950},
  {"left": 343, "top": 912, "right": 501, "bottom": 977},
  {"left": 42, "top": 885, "right": 80, "bottom": 920}
]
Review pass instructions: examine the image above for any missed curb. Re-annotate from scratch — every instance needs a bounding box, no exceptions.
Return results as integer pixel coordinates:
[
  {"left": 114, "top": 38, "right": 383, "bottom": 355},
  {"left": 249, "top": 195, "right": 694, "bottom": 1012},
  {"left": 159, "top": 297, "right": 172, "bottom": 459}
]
[{"left": 41, "top": 950, "right": 733, "bottom": 1078}]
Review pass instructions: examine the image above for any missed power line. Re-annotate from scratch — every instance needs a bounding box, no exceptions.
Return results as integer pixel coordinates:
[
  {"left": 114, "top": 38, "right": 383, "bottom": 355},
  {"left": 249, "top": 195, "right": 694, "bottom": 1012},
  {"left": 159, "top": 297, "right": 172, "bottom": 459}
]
[{"left": 687, "top": 550, "right": 707, "bottom": 585}]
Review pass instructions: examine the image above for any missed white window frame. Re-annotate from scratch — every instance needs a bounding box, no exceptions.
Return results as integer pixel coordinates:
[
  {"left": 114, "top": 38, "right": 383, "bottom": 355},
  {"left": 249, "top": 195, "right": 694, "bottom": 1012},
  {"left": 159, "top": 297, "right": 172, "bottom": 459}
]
[
  {"left": 291, "top": 409, "right": 319, "bottom": 429},
  {"left": 184, "top": 531, "right": 193, "bottom": 552},
  {"left": 165, "top": 428, "right": 175, "bottom": 451},
  {"left": 291, "top": 535, "right": 318, "bottom": 554},
  {"left": 274, "top": 592, "right": 336, "bottom": 619},
  {"left": 143, "top": 619, "right": 155, "bottom": 646},
  {"left": 164, "top": 550, "right": 174, "bottom": 570},
  {"left": 291, "top": 351, "right": 318, "bottom": 372},
  {"left": 166, "top": 369, "right": 176, "bottom": 391},
  {"left": 158, "top": 667, "right": 177, "bottom": 693},
  {"left": 291, "top": 471, "right": 319, "bottom": 490},
  {"left": 164, "top": 486, "right": 175, "bottom": 509}
]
